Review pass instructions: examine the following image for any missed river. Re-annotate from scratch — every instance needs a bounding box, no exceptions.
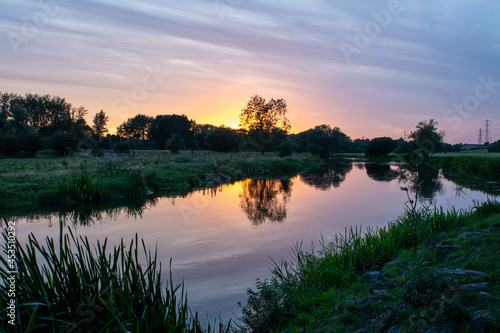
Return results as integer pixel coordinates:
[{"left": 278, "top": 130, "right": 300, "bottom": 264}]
[{"left": 8, "top": 159, "right": 499, "bottom": 323}]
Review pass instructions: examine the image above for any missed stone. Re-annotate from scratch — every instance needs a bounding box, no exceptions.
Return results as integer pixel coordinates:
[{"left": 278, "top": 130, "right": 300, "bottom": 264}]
[
  {"left": 353, "top": 329, "right": 369, "bottom": 333},
  {"left": 472, "top": 310, "right": 497, "bottom": 330},
  {"left": 483, "top": 226, "right": 496, "bottom": 232},
  {"left": 434, "top": 268, "right": 492, "bottom": 280},
  {"left": 383, "top": 259, "right": 408, "bottom": 269},
  {"left": 424, "top": 324, "right": 453, "bottom": 333},
  {"left": 349, "top": 296, "right": 374, "bottom": 305},
  {"left": 425, "top": 238, "right": 440, "bottom": 247},
  {"left": 457, "top": 232, "right": 486, "bottom": 239},
  {"left": 435, "top": 243, "right": 461, "bottom": 256},
  {"left": 478, "top": 291, "right": 498, "bottom": 304},
  {"left": 374, "top": 308, "right": 396, "bottom": 332},
  {"left": 459, "top": 282, "right": 491, "bottom": 292},
  {"left": 387, "top": 327, "right": 400, "bottom": 333},
  {"left": 361, "top": 271, "right": 389, "bottom": 283},
  {"left": 371, "top": 289, "right": 395, "bottom": 299}
]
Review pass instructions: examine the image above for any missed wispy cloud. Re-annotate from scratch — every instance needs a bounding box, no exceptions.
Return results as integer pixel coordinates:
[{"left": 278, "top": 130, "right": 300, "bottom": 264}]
[{"left": 0, "top": 0, "right": 499, "bottom": 141}]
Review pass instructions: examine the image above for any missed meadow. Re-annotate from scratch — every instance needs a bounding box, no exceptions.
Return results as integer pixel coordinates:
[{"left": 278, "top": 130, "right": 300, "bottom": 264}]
[{"left": 0, "top": 151, "right": 320, "bottom": 215}]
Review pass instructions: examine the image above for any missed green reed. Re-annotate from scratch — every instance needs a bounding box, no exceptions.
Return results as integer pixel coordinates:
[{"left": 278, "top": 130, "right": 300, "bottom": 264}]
[{"left": 0, "top": 220, "right": 231, "bottom": 332}]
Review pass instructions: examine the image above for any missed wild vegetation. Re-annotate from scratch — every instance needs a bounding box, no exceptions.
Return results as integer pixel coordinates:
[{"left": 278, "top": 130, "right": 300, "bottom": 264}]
[
  {"left": 0, "top": 220, "right": 231, "bottom": 332},
  {"left": 0, "top": 151, "right": 320, "bottom": 215},
  {"left": 239, "top": 200, "right": 500, "bottom": 332}
]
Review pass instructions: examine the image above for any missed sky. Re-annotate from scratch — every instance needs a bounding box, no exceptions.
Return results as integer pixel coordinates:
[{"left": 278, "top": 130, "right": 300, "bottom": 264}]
[{"left": 1, "top": 0, "right": 499, "bottom": 143}]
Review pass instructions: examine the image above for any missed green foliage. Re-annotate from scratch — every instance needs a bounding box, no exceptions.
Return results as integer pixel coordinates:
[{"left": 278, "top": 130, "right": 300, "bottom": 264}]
[
  {"left": 364, "top": 137, "right": 397, "bottom": 160},
  {"left": 58, "top": 173, "right": 102, "bottom": 204},
  {"left": 113, "top": 141, "right": 132, "bottom": 153},
  {"left": 448, "top": 156, "right": 500, "bottom": 180},
  {"left": 408, "top": 119, "right": 444, "bottom": 163},
  {"left": 49, "top": 131, "right": 78, "bottom": 156},
  {"left": 0, "top": 222, "right": 230, "bottom": 332},
  {"left": 239, "top": 95, "right": 290, "bottom": 132},
  {"left": 295, "top": 124, "right": 352, "bottom": 159},
  {"left": 279, "top": 140, "right": 294, "bottom": 158},
  {"left": 125, "top": 169, "right": 148, "bottom": 197},
  {"left": 488, "top": 139, "right": 500, "bottom": 152},
  {"left": 165, "top": 134, "right": 180, "bottom": 154},
  {"left": 149, "top": 114, "right": 194, "bottom": 150},
  {"left": 239, "top": 201, "right": 496, "bottom": 332},
  {"left": 206, "top": 127, "right": 242, "bottom": 152}
]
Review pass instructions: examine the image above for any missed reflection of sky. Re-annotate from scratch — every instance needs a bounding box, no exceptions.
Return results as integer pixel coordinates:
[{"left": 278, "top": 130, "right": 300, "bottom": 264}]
[
  {"left": 11, "top": 163, "right": 498, "bottom": 322},
  {"left": 1, "top": 1, "right": 499, "bottom": 142}
]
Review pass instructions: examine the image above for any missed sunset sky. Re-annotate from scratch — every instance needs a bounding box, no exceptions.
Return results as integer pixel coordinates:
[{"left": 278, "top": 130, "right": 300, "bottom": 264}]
[{"left": 1, "top": 0, "right": 499, "bottom": 143}]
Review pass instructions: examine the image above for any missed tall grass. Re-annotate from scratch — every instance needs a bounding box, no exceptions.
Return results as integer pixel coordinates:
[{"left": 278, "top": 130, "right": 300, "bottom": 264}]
[
  {"left": 0, "top": 221, "right": 231, "bottom": 332},
  {"left": 445, "top": 156, "right": 500, "bottom": 180},
  {"left": 240, "top": 201, "right": 500, "bottom": 331}
]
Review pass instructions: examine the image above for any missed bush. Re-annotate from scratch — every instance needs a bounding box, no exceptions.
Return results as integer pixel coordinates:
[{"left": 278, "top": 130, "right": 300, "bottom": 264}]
[
  {"left": 114, "top": 141, "right": 132, "bottom": 153},
  {"left": 365, "top": 137, "right": 397, "bottom": 160},
  {"left": 49, "top": 131, "right": 78, "bottom": 156}
]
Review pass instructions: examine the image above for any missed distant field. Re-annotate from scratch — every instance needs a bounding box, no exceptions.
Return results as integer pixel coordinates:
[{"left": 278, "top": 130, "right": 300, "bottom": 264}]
[{"left": 433, "top": 150, "right": 500, "bottom": 157}]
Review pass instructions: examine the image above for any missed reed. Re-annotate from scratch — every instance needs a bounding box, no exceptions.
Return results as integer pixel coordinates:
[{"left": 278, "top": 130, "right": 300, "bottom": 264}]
[
  {"left": 0, "top": 220, "right": 231, "bottom": 332},
  {"left": 240, "top": 201, "right": 499, "bottom": 331}
]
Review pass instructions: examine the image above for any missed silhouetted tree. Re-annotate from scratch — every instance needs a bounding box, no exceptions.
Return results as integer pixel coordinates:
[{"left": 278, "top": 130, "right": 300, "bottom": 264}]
[
  {"left": 408, "top": 119, "right": 444, "bottom": 164},
  {"left": 239, "top": 95, "right": 291, "bottom": 153},
  {"left": 364, "top": 137, "right": 397, "bottom": 160},
  {"left": 148, "top": 114, "right": 194, "bottom": 149},
  {"left": 92, "top": 110, "right": 109, "bottom": 139},
  {"left": 206, "top": 126, "right": 242, "bottom": 152},
  {"left": 295, "top": 125, "right": 351, "bottom": 159},
  {"left": 117, "top": 114, "right": 153, "bottom": 140}
]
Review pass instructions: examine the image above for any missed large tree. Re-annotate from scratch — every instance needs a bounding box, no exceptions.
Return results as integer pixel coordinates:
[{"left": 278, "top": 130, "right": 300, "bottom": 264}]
[
  {"left": 148, "top": 114, "right": 194, "bottom": 149},
  {"left": 117, "top": 114, "right": 153, "bottom": 140},
  {"left": 239, "top": 95, "right": 291, "bottom": 153},
  {"left": 408, "top": 119, "right": 444, "bottom": 164},
  {"left": 364, "top": 137, "right": 397, "bottom": 160},
  {"left": 92, "top": 110, "right": 109, "bottom": 139},
  {"left": 295, "top": 124, "right": 351, "bottom": 159}
]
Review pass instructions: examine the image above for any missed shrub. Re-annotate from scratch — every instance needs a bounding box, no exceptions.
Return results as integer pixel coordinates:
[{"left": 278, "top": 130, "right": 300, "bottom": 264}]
[
  {"left": 365, "top": 137, "right": 397, "bottom": 160},
  {"left": 114, "top": 141, "right": 132, "bottom": 153},
  {"left": 49, "top": 131, "right": 78, "bottom": 156}
]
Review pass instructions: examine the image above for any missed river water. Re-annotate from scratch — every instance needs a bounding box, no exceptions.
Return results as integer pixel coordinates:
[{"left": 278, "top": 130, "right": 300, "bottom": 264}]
[{"left": 9, "top": 160, "right": 499, "bottom": 323}]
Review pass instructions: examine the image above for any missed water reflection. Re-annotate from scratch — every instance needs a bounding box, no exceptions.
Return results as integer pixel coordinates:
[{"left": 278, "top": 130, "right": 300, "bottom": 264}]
[
  {"left": 396, "top": 165, "right": 443, "bottom": 201},
  {"left": 238, "top": 179, "right": 293, "bottom": 225},
  {"left": 300, "top": 160, "right": 353, "bottom": 190},
  {"left": 365, "top": 163, "right": 399, "bottom": 182}
]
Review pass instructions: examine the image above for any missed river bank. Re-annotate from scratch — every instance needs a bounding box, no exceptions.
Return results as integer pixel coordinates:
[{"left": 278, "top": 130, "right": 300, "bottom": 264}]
[
  {"left": 239, "top": 201, "right": 500, "bottom": 332},
  {"left": 0, "top": 151, "right": 321, "bottom": 216}
]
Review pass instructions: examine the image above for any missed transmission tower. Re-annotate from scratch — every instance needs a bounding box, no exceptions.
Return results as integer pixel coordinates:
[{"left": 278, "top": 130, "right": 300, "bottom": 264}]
[
  {"left": 478, "top": 128, "right": 483, "bottom": 145},
  {"left": 483, "top": 120, "right": 491, "bottom": 144},
  {"left": 403, "top": 130, "right": 407, "bottom": 141}
]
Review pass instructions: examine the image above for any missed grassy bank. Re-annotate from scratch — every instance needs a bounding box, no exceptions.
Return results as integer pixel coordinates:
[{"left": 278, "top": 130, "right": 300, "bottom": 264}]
[
  {"left": 433, "top": 155, "right": 500, "bottom": 195},
  {"left": 239, "top": 200, "right": 500, "bottom": 332},
  {"left": 0, "top": 151, "right": 321, "bottom": 215},
  {"left": 0, "top": 221, "right": 231, "bottom": 332}
]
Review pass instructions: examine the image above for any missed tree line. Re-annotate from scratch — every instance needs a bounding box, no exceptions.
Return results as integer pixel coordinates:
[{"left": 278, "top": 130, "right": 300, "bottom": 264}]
[{"left": 0, "top": 92, "right": 487, "bottom": 159}]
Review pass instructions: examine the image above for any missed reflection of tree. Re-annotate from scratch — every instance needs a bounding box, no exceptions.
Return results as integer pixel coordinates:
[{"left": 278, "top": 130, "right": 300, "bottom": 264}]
[
  {"left": 365, "top": 163, "right": 399, "bottom": 182},
  {"left": 239, "top": 179, "right": 293, "bottom": 225},
  {"left": 396, "top": 165, "right": 443, "bottom": 201},
  {"left": 299, "top": 161, "right": 353, "bottom": 190},
  {"left": 58, "top": 198, "right": 158, "bottom": 226}
]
